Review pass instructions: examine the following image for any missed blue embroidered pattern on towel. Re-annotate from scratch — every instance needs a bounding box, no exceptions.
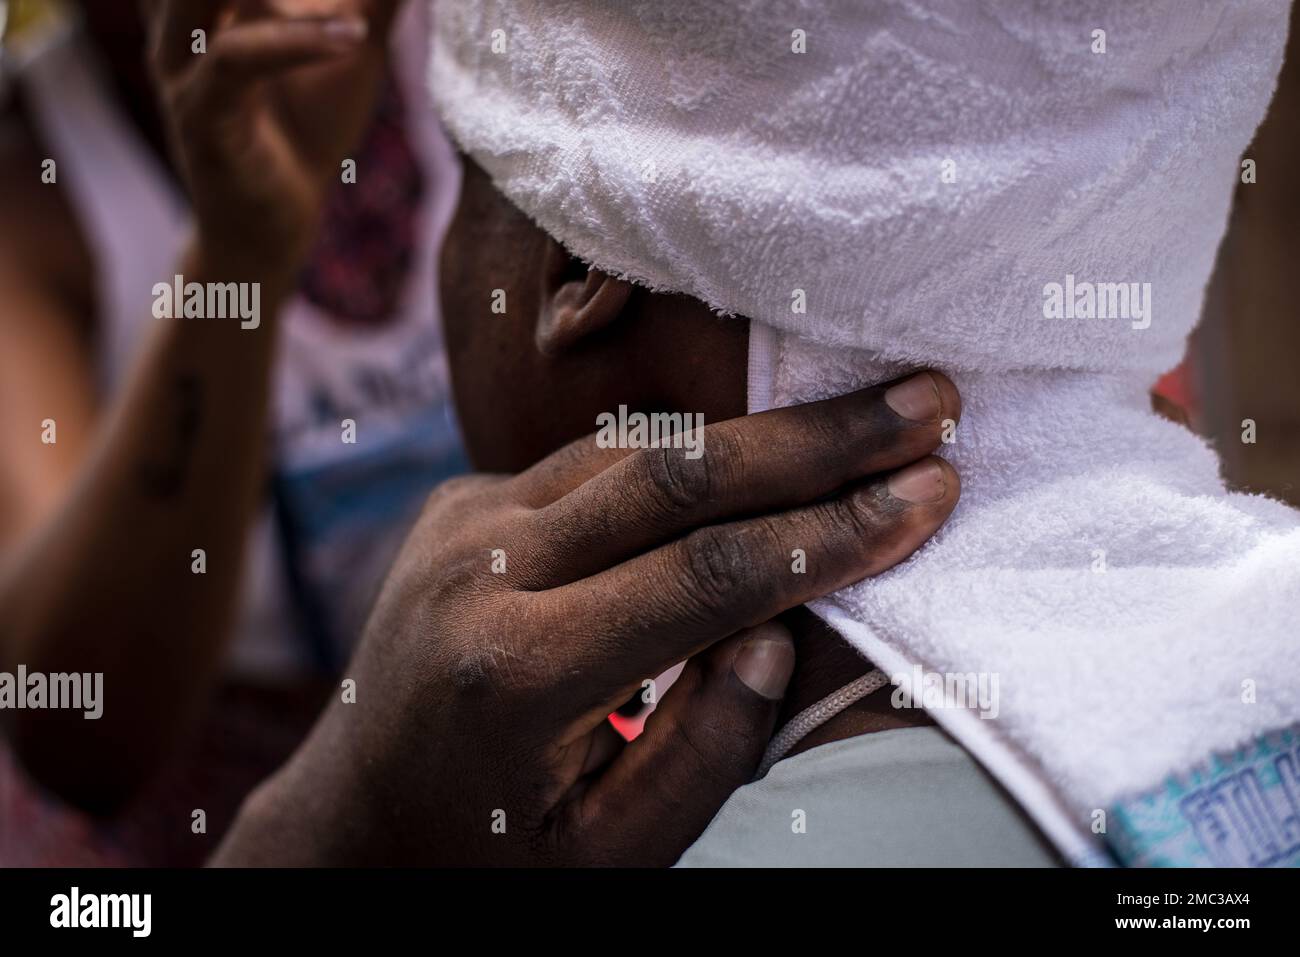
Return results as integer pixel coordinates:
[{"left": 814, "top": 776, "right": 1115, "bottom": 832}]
[{"left": 1108, "top": 726, "right": 1300, "bottom": 867}]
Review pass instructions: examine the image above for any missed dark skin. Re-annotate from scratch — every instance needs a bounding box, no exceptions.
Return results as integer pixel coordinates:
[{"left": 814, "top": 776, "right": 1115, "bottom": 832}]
[
  {"left": 5, "top": 0, "right": 953, "bottom": 864},
  {"left": 214, "top": 376, "right": 963, "bottom": 866},
  {"left": 440, "top": 157, "right": 934, "bottom": 750},
  {"left": 214, "top": 156, "right": 962, "bottom": 865}
]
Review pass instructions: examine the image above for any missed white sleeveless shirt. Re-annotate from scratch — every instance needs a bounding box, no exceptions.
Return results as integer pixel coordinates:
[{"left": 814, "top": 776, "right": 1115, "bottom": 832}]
[{"left": 17, "top": 1, "right": 465, "bottom": 679}]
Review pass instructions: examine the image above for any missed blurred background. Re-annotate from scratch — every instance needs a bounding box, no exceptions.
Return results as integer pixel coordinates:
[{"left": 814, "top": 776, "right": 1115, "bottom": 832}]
[{"left": 1192, "top": 7, "right": 1300, "bottom": 507}]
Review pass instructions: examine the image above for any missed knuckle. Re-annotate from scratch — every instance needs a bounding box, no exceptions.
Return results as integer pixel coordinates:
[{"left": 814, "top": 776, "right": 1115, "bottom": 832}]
[
  {"left": 533, "top": 498, "right": 610, "bottom": 568},
  {"left": 444, "top": 637, "right": 540, "bottom": 707},
  {"left": 420, "top": 474, "right": 497, "bottom": 518},
  {"left": 824, "top": 489, "right": 894, "bottom": 543},
  {"left": 678, "top": 524, "right": 760, "bottom": 612},
  {"left": 435, "top": 473, "right": 495, "bottom": 501},
  {"left": 641, "top": 443, "right": 717, "bottom": 515},
  {"left": 793, "top": 497, "right": 884, "bottom": 580},
  {"left": 807, "top": 483, "right": 938, "bottom": 577},
  {"left": 698, "top": 424, "right": 746, "bottom": 483}
]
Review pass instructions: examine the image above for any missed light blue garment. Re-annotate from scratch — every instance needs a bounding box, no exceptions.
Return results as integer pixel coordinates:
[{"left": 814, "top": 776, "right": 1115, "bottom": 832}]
[{"left": 676, "top": 727, "right": 1061, "bottom": 867}]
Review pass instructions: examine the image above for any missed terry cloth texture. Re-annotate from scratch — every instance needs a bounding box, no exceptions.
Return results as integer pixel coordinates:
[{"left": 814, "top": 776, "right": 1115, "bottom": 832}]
[{"left": 432, "top": 0, "right": 1300, "bottom": 866}]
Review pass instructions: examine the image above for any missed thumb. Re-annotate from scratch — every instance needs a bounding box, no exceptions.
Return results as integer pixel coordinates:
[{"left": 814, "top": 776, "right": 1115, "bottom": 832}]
[{"left": 571, "top": 621, "right": 795, "bottom": 866}]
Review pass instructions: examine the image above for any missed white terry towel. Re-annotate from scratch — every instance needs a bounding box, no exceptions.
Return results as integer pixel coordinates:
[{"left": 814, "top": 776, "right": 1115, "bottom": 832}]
[{"left": 432, "top": 0, "right": 1300, "bottom": 866}]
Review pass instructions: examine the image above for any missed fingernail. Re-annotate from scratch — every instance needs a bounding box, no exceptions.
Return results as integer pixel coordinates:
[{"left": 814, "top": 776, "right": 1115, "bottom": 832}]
[
  {"left": 887, "top": 459, "right": 946, "bottom": 504},
  {"left": 733, "top": 624, "right": 796, "bottom": 700},
  {"left": 884, "top": 372, "right": 941, "bottom": 421},
  {"left": 323, "top": 17, "right": 368, "bottom": 41}
]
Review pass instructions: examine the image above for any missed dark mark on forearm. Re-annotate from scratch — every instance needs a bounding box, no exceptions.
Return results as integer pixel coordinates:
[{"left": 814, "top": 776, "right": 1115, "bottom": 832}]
[{"left": 137, "top": 373, "right": 204, "bottom": 500}]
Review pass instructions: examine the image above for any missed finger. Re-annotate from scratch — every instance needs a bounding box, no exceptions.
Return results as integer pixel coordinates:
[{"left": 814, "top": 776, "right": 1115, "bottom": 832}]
[
  {"left": 151, "top": 0, "right": 227, "bottom": 75},
  {"left": 508, "top": 431, "right": 634, "bottom": 510},
  {"left": 516, "top": 371, "right": 960, "bottom": 582},
  {"left": 541, "top": 455, "right": 958, "bottom": 693},
  {"left": 578, "top": 722, "right": 625, "bottom": 777},
  {"left": 560, "top": 621, "right": 794, "bottom": 866},
  {"left": 187, "top": 17, "right": 369, "bottom": 120},
  {"left": 513, "top": 371, "right": 959, "bottom": 508}
]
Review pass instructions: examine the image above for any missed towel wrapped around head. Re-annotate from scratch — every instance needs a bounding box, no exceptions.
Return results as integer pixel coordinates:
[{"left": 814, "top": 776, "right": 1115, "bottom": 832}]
[{"left": 433, "top": 0, "right": 1300, "bottom": 867}]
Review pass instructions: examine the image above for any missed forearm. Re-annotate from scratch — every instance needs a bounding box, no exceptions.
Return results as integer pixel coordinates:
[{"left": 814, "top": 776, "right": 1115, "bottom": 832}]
[{"left": 0, "top": 241, "right": 295, "bottom": 808}]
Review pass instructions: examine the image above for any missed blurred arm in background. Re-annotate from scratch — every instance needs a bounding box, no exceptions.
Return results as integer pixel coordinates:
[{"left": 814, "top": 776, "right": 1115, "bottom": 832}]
[{"left": 0, "top": 0, "right": 401, "bottom": 812}]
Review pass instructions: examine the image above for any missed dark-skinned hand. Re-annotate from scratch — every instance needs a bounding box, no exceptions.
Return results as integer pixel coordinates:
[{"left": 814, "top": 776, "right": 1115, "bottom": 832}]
[{"left": 213, "top": 371, "right": 962, "bottom": 866}]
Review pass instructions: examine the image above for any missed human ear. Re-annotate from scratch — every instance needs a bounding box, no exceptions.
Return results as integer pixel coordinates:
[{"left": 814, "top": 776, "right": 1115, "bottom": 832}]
[{"left": 535, "top": 238, "right": 634, "bottom": 357}]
